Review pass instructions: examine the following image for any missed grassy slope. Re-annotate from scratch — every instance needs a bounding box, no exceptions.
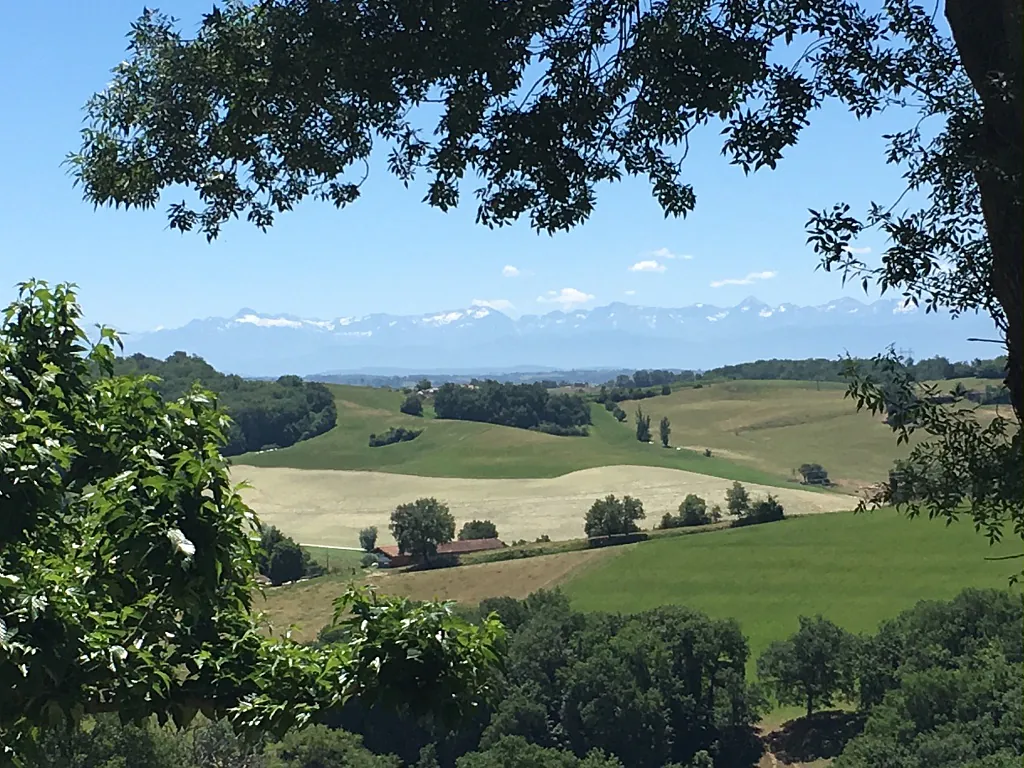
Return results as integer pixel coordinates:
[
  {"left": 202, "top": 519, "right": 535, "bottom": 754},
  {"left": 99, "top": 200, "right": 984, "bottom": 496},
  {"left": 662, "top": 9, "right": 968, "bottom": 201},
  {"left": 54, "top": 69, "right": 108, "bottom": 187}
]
[
  {"left": 263, "top": 512, "right": 1020, "bottom": 656},
  {"left": 236, "top": 381, "right": 917, "bottom": 489},
  {"left": 562, "top": 511, "right": 1021, "bottom": 669}
]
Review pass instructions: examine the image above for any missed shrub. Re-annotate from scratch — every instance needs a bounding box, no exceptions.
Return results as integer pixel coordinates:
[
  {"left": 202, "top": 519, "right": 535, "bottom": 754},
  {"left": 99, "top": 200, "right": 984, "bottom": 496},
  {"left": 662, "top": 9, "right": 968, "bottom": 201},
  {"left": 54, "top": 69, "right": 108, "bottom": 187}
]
[
  {"left": 360, "top": 552, "right": 380, "bottom": 568},
  {"left": 267, "top": 538, "right": 305, "bottom": 585},
  {"left": 704, "top": 448, "right": 713, "bottom": 457},
  {"left": 604, "top": 399, "right": 617, "bottom": 411},
  {"left": 459, "top": 520, "right": 499, "bottom": 540},
  {"left": 358, "top": 526, "right": 378, "bottom": 552},
  {"left": 732, "top": 495, "right": 786, "bottom": 528},
  {"left": 369, "top": 426, "right": 422, "bottom": 447},
  {"left": 533, "top": 423, "right": 589, "bottom": 437},
  {"left": 613, "top": 407, "right": 627, "bottom": 422},
  {"left": 661, "top": 383, "right": 671, "bottom": 395},
  {"left": 400, "top": 394, "right": 424, "bottom": 416}
]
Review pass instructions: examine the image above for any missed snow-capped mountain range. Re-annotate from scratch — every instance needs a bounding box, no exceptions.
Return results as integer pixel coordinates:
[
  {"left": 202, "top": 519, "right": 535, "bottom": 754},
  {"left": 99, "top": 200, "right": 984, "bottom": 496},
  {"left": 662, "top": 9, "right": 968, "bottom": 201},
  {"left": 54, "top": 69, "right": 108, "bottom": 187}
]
[{"left": 122, "top": 296, "right": 999, "bottom": 377}]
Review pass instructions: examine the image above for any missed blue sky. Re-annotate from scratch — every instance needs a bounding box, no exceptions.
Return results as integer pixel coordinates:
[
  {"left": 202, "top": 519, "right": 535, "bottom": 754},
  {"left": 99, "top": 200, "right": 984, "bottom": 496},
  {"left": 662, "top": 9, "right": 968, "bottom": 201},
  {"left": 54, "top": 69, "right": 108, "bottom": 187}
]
[{"left": 1, "top": 1, "right": 914, "bottom": 332}]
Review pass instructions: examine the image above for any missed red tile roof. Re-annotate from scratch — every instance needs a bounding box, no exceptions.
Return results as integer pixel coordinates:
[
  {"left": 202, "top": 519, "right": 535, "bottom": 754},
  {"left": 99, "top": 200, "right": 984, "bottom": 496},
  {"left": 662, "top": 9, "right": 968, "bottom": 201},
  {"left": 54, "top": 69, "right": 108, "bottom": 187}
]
[{"left": 374, "top": 538, "right": 505, "bottom": 558}]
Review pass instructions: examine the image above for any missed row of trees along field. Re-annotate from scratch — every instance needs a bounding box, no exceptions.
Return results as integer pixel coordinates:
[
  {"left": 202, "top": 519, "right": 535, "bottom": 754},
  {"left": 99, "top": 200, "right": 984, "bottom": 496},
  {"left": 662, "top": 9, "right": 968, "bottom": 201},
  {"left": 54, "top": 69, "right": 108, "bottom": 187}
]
[
  {"left": 432, "top": 381, "right": 592, "bottom": 435},
  {"left": 112, "top": 352, "right": 337, "bottom": 455},
  {"left": 24, "top": 587, "right": 1021, "bottom": 768},
  {"left": 612, "top": 355, "right": 1010, "bottom": 389}
]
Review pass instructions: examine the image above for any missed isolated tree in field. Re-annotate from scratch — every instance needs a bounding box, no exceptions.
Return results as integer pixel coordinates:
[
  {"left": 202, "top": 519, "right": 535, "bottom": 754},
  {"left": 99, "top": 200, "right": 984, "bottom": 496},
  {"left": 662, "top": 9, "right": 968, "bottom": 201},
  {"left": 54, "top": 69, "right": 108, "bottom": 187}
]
[
  {"left": 400, "top": 394, "right": 424, "bottom": 417},
  {"left": 725, "top": 482, "right": 751, "bottom": 517},
  {"left": 358, "top": 526, "right": 378, "bottom": 552},
  {"left": 757, "top": 615, "right": 860, "bottom": 718},
  {"left": 678, "top": 495, "right": 710, "bottom": 527},
  {"left": 584, "top": 495, "right": 645, "bottom": 537},
  {"left": 267, "top": 538, "right": 306, "bottom": 586},
  {"left": 660, "top": 384, "right": 671, "bottom": 396},
  {"left": 613, "top": 407, "right": 626, "bottom": 423},
  {"left": 659, "top": 416, "right": 671, "bottom": 448},
  {"left": 416, "top": 379, "right": 432, "bottom": 392},
  {"left": 459, "top": 520, "right": 500, "bottom": 541},
  {"left": 0, "top": 282, "right": 505, "bottom": 762},
  {"left": 390, "top": 498, "right": 457, "bottom": 563},
  {"left": 73, "top": 0, "right": 1024, "bottom": 562},
  {"left": 634, "top": 407, "right": 652, "bottom": 443},
  {"left": 797, "top": 463, "right": 831, "bottom": 486}
]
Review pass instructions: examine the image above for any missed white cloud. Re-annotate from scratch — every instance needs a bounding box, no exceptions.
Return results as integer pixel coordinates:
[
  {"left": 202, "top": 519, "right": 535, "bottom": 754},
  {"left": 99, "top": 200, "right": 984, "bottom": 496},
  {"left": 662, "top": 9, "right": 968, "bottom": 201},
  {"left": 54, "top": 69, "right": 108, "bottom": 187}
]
[
  {"left": 651, "top": 247, "right": 693, "bottom": 261},
  {"left": 629, "top": 259, "right": 667, "bottom": 273},
  {"left": 537, "top": 288, "right": 595, "bottom": 309},
  {"left": 501, "top": 265, "right": 521, "bottom": 277},
  {"left": 843, "top": 245, "right": 872, "bottom": 255},
  {"left": 709, "top": 270, "right": 777, "bottom": 288},
  {"left": 624, "top": 289, "right": 637, "bottom": 296},
  {"left": 470, "top": 298, "right": 515, "bottom": 313}
]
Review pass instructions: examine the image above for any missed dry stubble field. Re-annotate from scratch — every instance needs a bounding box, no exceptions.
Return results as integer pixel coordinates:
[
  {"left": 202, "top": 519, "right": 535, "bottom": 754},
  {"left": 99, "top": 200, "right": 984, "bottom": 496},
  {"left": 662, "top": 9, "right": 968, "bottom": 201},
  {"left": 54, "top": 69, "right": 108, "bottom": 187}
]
[{"left": 233, "top": 463, "right": 854, "bottom": 547}]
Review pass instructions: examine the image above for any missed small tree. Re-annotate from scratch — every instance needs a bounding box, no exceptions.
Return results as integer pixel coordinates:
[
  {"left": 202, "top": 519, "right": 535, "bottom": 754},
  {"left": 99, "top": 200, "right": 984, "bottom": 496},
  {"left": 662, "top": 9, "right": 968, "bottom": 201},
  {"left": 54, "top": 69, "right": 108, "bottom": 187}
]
[
  {"left": 459, "top": 520, "right": 500, "bottom": 540},
  {"left": 264, "top": 724, "right": 400, "bottom": 768},
  {"left": 725, "top": 481, "right": 751, "bottom": 517},
  {"left": 613, "top": 407, "right": 627, "bottom": 422},
  {"left": 757, "top": 615, "right": 859, "bottom": 718},
  {"left": 659, "top": 416, "right": 671, "bottom": 448},
  {"left": 678, "top": 494, "right": 710, "bottom": 527},
  {"left": 267, "top": 538, "right": 305, "bottom": 586},
  {"left": 660, "top": 384, "right": 671, "bottom": 396},
  {"left": 416, "top": 378, "right": 432, "bottom": 392},
  {"left": 584, "top": 495, "right": 646, "bottom": 537},
  {"left": 358, "top": 526, "right": 379, "bottom": 552},
  {"left": 390, "top": 497, "right": 456, "bottom": 563},
  {"left": 635, "top": 406, "right": 652, "bottom": 443},
  {"left": 797, "top": 463, "right": 831, "bottom": 486},
  {"left": 401, "top": 393, "right": 424, "bottom": 416}
]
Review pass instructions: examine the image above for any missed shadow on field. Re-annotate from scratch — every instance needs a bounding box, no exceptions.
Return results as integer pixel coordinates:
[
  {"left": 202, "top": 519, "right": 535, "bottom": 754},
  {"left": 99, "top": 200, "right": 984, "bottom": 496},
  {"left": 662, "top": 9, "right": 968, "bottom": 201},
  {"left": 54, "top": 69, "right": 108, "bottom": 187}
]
[{"left": 765, "top": 711, "right": 866, "bottom": 763}]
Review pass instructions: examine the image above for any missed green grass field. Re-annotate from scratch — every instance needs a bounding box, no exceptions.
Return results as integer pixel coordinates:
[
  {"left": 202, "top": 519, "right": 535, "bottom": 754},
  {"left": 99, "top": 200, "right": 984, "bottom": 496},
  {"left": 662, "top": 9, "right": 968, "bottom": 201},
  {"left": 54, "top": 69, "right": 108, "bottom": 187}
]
[
  {"left": 562, "top": 511, "right": 1021, "bottom": 670},
  {"left": 236, "top": 381, "right": 920, "bottom": 490}
]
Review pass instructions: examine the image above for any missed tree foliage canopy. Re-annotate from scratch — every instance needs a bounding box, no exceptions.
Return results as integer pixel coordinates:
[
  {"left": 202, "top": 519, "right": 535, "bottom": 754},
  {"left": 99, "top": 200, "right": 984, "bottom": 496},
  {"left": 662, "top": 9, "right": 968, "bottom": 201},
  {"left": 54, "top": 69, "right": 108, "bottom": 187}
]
[
  {"left": 0, "top": 282, "right": 504, "bottom": 764},
  {"left": 584, "top": 495, "right": 645, "bottom": 537},
  {"left": 433, "top": 382, "right": 590, "bottom": 435},
  {"left": 390, "top": 498, "right": 457, "bottom": 561},
  {"left": 113, "top": 353, "right": 337, "bottom": 456},
  {"left": 69, "top": 0, "right": 1023, "bottom": 557}
]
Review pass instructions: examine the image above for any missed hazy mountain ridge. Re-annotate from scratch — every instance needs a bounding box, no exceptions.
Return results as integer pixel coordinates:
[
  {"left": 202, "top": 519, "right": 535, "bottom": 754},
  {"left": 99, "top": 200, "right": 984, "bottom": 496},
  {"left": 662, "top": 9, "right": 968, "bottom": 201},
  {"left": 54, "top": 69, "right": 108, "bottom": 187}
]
[{"left": 123, "top": 296, "right": 999, "bottom": 377}]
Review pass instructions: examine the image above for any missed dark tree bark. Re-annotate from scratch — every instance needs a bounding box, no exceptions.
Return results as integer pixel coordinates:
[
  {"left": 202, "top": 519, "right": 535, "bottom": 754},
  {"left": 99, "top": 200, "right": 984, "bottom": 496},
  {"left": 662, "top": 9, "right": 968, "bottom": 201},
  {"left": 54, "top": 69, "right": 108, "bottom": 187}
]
[{"left": 945, "top": 0, "right": 1023, "bottom": 423}]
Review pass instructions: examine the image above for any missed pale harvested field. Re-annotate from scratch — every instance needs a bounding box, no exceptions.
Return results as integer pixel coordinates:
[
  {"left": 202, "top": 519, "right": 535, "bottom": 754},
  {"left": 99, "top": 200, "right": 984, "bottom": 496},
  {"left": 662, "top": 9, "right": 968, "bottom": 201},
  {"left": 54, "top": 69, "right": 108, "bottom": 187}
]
[{"left": 233, "top": 464, "right": 855, "bottom": 548}]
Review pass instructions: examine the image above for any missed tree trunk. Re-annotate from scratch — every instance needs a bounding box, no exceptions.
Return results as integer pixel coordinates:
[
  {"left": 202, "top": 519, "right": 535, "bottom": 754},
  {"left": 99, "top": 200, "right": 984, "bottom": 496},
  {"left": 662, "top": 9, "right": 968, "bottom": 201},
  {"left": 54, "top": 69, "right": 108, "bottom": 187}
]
[
  {"left": 806, "top": 692, "right": 814, "bottom": 719},
  {"left": 945, "top": 0, "right": 1024, "bottom": 424}
]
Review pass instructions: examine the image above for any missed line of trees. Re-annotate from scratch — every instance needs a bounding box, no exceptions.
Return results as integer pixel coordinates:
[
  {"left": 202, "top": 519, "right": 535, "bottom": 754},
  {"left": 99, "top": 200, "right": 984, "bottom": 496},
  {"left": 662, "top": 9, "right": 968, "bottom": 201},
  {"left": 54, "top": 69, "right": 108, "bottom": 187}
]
[
  {"left": 433, "top": 381, "right": 592, "bottom": 435},
  {"left": 368, "top": 426, "right": 422, "bottom": 447},
  {"left": 112, "top": 352, "right": 337, "bottom": 455}
]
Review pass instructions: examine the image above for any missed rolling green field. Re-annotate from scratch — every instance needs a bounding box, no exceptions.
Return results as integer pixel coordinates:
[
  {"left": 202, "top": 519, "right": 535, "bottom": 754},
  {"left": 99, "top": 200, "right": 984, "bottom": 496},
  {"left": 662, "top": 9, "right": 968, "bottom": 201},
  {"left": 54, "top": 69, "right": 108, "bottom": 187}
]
[
  {"left": 562, "top": 511, "right": 1022, "bottom": 668},
  {"left": 236, "top": 380, "right": 921, "bottom": 490}
]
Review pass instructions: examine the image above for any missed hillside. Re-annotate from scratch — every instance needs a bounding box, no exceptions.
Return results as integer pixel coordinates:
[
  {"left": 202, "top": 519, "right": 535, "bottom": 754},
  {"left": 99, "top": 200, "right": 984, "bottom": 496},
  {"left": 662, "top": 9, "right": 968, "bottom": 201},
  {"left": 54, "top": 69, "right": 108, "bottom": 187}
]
[
  {"left": 113, "top": 352, "right": 337, "bottom": 455},
  {"left": 260, "top": 511, "right": 1021, "bottom": 655},
  {"left": 235, "top": 380, "right": 919, "bottom": 490}
]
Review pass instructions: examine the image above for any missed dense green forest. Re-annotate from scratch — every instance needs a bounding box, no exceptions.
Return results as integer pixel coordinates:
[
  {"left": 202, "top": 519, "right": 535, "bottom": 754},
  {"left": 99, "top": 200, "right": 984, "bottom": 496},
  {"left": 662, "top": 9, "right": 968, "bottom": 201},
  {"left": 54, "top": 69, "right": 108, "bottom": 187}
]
[
  {"left": 694, "top": 355, "right": 1008, "bottom": 385},
  {"left": 25, "top": 587, "right": 1021, "bottom": 768},
  {"left": 432, "top": 381, "right": 592, "bottom": 435},
  {"left": 113, "top": 352, "right": 337, "bottom": 455}
]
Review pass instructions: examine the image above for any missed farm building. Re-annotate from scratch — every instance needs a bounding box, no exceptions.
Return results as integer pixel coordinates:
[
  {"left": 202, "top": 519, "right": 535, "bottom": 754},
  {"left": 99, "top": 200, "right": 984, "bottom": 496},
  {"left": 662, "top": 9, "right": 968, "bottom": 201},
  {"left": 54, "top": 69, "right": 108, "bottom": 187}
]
[{"left": 373, "top": 537, "right": 505, "bottom": 568}]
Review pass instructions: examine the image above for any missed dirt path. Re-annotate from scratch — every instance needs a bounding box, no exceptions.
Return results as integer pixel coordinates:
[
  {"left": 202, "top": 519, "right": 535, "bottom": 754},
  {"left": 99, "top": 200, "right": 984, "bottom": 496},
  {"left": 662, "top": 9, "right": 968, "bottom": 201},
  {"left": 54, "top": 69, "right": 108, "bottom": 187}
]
[{"left": 233, "top": 464, "right": 855, "bottom": 547}]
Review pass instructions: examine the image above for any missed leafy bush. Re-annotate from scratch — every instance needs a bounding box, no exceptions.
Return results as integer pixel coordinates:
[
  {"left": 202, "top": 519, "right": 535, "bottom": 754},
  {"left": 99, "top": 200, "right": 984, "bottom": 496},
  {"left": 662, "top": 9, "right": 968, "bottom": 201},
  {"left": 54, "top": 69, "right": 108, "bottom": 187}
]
[
  {"left": 369, "top": 426, "right": 422, "bottom": 447},
  {"left": 533, "top": 423, "right": 589, "bottom": 436},
  {"left": 358, "top": 526, "right": 378, "bottom": 552},
  {"left": 112, "top": 352, "right": 337, "bottom": 456},
  {"left": 459, "top": 520, "right": 499, "bottom": 540},
  {"left": 400, "top": 393, "right": 424, "bottom": 416},
  {"left": 257, "top": 526, "right": 324, "bottom": 585},
  {"left": 732, "top": 495, "right": 786, "bottom": 528},
  {"left": 360, "top": 552, "right": 380, "bottom": 568},
  {"left": 661, "top": 383, "right": 671, "bottom": 395},
  {"left": 613, "top": 406, "right": 627, "bottom": 422},
  {"left": 585, "top": 495, "right": 646, "bottom": 537}
]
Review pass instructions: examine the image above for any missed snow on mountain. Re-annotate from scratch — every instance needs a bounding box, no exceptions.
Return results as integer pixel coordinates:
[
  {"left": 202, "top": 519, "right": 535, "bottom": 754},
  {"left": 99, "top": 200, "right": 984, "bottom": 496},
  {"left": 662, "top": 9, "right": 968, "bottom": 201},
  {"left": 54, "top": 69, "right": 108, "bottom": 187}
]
[{"left": 122, "top": 297, "right": 1000, "bottom": 377}]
